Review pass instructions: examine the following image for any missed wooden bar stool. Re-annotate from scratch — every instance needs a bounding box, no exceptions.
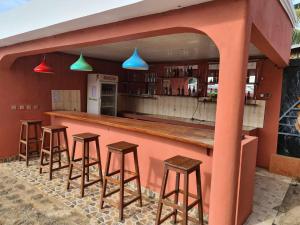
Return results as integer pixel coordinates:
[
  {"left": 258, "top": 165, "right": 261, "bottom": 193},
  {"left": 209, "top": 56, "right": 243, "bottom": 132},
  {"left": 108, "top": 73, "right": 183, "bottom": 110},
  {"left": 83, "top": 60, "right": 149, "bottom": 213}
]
[
  {"left": 19, "top": 120, "right": 42, "bottom": 166},
  {"left": 66, "top": 133, "right": 103, "bottom": 197},
  {"left": 155, "top": 155, "right": 204, "bottom": 225},
  {"left": 39, "top": 125, "right": 70, "bottom": 180},
  {"left": 100, "top": 141, "right": 142, "bottom": 222}
]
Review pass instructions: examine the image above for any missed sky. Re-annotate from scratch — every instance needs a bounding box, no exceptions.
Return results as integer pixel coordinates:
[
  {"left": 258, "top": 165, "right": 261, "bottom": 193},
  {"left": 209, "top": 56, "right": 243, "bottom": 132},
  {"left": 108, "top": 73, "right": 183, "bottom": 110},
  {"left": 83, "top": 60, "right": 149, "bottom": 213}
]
[
  {"left": 0, "top": 0, "right": 30, "bottom": 13},
  {"left": 293, "top": 0, "right": 300, "bottom": 5}
]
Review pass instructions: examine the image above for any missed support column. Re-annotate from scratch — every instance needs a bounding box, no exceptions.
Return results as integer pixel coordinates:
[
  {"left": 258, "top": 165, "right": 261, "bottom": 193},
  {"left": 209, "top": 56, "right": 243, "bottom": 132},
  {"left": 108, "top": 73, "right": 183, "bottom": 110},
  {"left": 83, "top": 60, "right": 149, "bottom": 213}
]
[{"left": 208, "top": 22, "right": 251, "bottom": 225}]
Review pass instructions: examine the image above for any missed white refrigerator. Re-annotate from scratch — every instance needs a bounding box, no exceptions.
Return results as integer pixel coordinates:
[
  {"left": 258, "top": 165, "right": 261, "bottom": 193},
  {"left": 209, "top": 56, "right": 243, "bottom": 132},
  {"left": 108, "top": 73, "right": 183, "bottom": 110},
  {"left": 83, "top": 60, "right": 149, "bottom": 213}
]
[{"left": 87, "top": 74, "right": 118, "bottom": 116}]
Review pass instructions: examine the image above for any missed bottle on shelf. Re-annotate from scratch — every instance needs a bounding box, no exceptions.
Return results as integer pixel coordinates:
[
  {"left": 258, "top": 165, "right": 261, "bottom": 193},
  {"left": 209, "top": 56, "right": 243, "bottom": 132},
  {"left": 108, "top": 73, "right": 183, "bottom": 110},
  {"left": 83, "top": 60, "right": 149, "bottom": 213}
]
[
  {"left": 192, "top": 86, "right": 196, "bottom": 96},
  {"left": 247, "top": 91, "right": 251, "bottom": 100},
  {"left": 188, "top": 87, "right": 192, "bottom": 96},
  {"left": 177, "top": 86, "right": 181, "bottom": 96},
  {"left": 169, "top": 86, "right": 172, "bottom": 96},
  {"left": 164, "top": 87, "right": 168, "bottom": 95},
  {"left": 181, "top": 86, "right": 185, "bottom": 96}
]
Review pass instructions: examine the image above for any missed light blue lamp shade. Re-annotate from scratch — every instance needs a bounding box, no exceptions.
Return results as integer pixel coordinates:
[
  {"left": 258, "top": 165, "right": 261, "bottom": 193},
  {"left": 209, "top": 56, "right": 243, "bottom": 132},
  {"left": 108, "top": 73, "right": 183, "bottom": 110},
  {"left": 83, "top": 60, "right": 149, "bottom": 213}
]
[
  {"left": 122, "top": 48, "right": 149, "bottom": 70},
  {"left": 70, "top": 53, "right": 93, "bottom": 71}
]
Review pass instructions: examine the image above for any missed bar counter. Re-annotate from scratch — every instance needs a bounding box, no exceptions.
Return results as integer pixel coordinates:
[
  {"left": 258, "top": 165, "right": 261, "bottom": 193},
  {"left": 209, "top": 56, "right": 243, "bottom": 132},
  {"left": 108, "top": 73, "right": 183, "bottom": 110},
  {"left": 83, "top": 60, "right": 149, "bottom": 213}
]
[
  {"left": 45, "top": 110, "right": 258, "bottom": 215},
  {"left": 46, "top": 111, "right": 214, "bottom": 150}
]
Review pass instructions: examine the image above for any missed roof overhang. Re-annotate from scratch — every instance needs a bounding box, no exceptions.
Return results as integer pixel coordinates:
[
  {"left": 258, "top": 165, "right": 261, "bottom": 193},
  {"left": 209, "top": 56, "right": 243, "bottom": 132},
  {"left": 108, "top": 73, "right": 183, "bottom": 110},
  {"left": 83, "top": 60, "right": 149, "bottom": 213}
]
[{"left": 280, "top": 0, "right": 298, "bottom": 28}]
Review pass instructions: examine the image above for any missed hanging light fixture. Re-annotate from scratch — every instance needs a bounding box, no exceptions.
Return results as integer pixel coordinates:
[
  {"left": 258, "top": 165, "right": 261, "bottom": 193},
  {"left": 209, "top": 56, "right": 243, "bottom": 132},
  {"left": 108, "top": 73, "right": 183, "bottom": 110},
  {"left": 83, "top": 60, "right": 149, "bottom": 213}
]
[
  {"left": 70, "top": 53, "right": 93, "bottom": 71},
  {"left": 34, "top": 56, "right": 54, "bottom": 74},
  {"left": 122, "top": 48, "right": 149, "bottom": 70}
]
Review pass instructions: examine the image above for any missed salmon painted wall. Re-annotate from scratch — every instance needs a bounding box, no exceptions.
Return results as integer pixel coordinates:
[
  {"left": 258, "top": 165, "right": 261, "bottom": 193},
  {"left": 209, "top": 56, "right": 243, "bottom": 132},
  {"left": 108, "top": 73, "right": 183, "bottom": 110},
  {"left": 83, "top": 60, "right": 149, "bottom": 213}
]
[
  {"left": 236, "top": 136, "right": 258, "bottom": 225},
  {"left": 0, "top": 52, "right": 123, "bottom": 159},
  {"left": 256, "top": 60, "right": 283, "bottom": 168},
  {"left": 51, "top": 116, "right": 213, "bottom": 213},
  {"left": 249, "top": 0, "right": 293, "bottom": 66}
]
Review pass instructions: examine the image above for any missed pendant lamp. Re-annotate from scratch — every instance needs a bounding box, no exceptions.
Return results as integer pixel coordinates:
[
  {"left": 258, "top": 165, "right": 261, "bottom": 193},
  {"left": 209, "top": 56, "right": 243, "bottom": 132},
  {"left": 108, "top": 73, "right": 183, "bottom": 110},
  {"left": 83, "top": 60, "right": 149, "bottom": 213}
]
[
  {"left": 34, "top": 56, "right": 54, "bottom": 74},
  {"left": 122, "top": 48, "right": 149, "bottom": 70},
  {"left": 70, "top": 53, "right": 93, "bottom": 71}
]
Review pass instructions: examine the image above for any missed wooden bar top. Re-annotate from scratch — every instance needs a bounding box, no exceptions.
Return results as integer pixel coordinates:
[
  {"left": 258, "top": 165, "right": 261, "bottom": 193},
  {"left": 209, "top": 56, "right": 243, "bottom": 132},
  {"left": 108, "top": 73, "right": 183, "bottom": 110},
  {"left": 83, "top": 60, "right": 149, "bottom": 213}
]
[{"left": 45, "top": 111, "right": 214, "bottom": 150}]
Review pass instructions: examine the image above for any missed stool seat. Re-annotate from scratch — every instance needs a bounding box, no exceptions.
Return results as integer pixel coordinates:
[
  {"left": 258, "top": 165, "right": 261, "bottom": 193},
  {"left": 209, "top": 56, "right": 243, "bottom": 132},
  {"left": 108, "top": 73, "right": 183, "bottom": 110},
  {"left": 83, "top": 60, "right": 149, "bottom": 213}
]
[
  {"left": 73, "top": 132, "right": 99, "bottom": 141},
  {"left": 21, "top": 120, "right": 42, "bottom": 125},
  {"left": 107, "top": 141, "right": 138, "bottom": 152},
  {"left": 42, "top": 125, "right": 68, "bottom": 131},
  {"left": 165, "top": 155, "right": 201, "bottom": 172}
]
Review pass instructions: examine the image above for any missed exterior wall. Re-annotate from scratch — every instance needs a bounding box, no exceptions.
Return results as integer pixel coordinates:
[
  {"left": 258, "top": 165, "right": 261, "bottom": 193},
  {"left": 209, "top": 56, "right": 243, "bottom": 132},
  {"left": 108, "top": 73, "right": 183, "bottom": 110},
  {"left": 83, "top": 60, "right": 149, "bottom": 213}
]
[
  {"left": 249, "top": 0, "right": 293, "bottom": 67},
  {"left": 0, "top": 52, "right": 122, "bottom": 159},
  {"left": 51, "top": 116, "right": 213, "bottom": 213},
  {"left": 236, "top": 136, "right": 258, "bottom": 225},
  {"left": 256, "top": 60, "right": 283, "bottom": 168}
]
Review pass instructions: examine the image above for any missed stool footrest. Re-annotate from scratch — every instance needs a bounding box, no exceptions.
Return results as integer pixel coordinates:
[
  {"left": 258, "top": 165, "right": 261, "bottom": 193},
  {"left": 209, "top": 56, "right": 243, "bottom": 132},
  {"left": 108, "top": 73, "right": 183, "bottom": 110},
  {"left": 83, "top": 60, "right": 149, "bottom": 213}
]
[
  {"left": 178, "top": 189, "right": 198, "bottom": 199},
  {"left": 19, "top": 151, "right": 39, "bottom": 159},
  {"left": 177, "top": 211, "right": 200, "bottom": 224},
  {"left": 84, "top": 179, "right": 102, "bottom": 187},
  {"left": 161, "top": 198, "right": 183, "bottom": 211},
  {"left": 188, "top": 199, "right": 201, "bottom": 211},
  {"left": 105, "top": 174, "right": 138, "bottom": 185},
  {"left": 40, "top": 159, "right": 62, "bottom": 166},
  {"left": 104, "top": 187, "right": 140, "bottom": 198},
  {"left": 85, "top": 161, "right": 100, "bottom": 167},
  {"left": 51, "top": 165, "right": 69, "bottom": 171},
  {"left": 158, "top": 211, "right": 175, "bottom": 225},
  {"left": 102, "top": 189, "right": 141, "bottom": 209}
]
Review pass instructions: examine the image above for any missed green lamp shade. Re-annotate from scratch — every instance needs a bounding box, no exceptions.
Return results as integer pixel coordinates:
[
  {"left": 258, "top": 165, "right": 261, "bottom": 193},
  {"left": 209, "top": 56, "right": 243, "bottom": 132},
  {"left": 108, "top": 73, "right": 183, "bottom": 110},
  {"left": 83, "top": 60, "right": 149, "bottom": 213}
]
[
  {"left": 70, "top": 53, "right": 93, "bottom": 71},
  {"left": 122, "top": 48, "right": 149, "bottom": 70}
]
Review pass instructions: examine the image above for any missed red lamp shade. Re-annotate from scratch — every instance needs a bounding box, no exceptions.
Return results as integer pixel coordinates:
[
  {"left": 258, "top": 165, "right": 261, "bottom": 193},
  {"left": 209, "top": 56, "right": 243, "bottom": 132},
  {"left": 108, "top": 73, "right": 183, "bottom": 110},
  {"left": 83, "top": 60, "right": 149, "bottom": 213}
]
[{"left": 34, "top": 56, "right": 54, "bottom": 74}]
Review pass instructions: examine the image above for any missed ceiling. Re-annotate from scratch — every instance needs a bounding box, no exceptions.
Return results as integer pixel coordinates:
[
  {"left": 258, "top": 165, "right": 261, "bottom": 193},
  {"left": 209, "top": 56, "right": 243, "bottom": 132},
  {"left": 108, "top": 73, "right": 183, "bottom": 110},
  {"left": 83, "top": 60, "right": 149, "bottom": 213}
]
[
  {"left": 63, "top": 33, "right": 263, "bottom": 62},
  {"left": 0, "top": 0, "right": 213, "bottom": 47}
]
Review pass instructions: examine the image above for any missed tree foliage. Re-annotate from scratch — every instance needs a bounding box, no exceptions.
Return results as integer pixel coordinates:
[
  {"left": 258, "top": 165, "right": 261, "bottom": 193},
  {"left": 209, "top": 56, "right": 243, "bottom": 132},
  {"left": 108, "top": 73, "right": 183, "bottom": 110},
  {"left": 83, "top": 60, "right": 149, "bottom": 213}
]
[{"left": 293, "top": 8, "right": 300, "bottom": 45}]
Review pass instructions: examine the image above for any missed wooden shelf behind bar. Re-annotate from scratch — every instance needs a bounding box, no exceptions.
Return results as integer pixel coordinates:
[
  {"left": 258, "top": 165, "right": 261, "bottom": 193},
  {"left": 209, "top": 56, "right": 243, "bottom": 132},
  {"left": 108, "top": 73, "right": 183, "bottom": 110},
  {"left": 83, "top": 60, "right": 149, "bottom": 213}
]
[{"left": 45, "top": 111, "right": 214, "bottom": 152}]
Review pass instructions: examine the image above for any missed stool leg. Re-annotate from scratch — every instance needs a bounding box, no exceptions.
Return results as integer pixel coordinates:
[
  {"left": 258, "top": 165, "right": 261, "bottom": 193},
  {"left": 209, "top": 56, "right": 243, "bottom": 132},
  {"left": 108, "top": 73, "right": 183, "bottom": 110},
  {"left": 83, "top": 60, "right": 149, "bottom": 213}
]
[
  {"left": 63, "top": 130, "right": 70, "bottom": 166},
  {"left": 86, "top": 142, "right": 90, "bottom": 182},
  {"left": 155, "top": 167, "right": 169, "bottom": 225},
  {"left": 119, "top": 153, "right": 125, "bottom": 222},
  {"left": 19, "top": 124, "right": 24, "bottom": 161},
  {"left": 100, "top": 151, "right": 112, "bottom": 209},
  {"left": 25, "top": 124, "right": 29, "bottom": 167},
  {"left": 34, "top": 124, "right": 39, "bottom": 155},
  {"left": 57, "top": 132, "right": 62, "bottom": 168},
  {"left": 196, "top": 168, "right": 204, "bottom": 225},
  {"left": 183, "top": 172, "right": 189, "bottom": 225},
  {"left": 49, "top": 132, "right": 54, "bottom": 180},
  {"left": 95, "top": 138, "right": 103, "bottom": 182},
  {"left": 39, "top": 130, "right": 45, "bottom": 174},
  {"left": 67, "top": 140, "right": 76, "bottom": 190},
  {"left": 133, "top": 150, "right": 142, "bottom": 207},
  {"left": 173, "top": 172, "right": 180, "bottom": 223},
  {"left": 80, "top": 141, "right": 86, "bottom": 198}
]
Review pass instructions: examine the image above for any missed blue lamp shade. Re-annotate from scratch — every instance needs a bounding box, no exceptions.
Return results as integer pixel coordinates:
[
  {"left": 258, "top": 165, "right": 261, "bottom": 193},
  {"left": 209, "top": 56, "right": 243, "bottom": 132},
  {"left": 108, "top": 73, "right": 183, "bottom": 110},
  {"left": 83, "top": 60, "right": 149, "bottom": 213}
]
[
  {"left": 70, "top": 53, "right": 93, "bottom": 71},
  {"left": 122, "top": 48, "right": 149, "bottom": 70}
]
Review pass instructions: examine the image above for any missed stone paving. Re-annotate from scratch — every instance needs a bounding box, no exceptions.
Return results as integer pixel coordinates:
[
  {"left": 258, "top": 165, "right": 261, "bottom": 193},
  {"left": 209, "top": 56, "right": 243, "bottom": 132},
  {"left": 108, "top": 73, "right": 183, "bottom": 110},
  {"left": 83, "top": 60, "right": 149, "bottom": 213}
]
[{"left": 0, "top": 159, "right": 299, "bottom": 225}]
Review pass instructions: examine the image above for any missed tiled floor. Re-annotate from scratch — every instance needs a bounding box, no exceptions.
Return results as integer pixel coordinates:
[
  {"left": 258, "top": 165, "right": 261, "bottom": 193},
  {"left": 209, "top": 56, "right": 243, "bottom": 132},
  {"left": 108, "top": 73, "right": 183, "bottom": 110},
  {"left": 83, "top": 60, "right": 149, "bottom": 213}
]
[
  {"left": 0, "top": 159, "right": 298, "bottom": 225},
  {"left": 244, "top": 168, "right": 292, "bottom": 225}
]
